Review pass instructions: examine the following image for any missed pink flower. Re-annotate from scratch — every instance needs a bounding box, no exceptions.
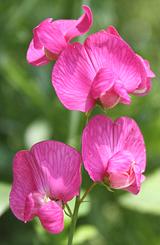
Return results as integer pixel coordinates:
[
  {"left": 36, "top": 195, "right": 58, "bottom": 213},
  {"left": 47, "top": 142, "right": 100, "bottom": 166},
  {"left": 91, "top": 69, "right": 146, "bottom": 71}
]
[
  {"left": 10, "top": 141, "right": 81, "bottom": 234},
  {"left": 26, "top": 5, "right": 92, "bottom": 66},
  {"left": 52, "top": 27, "right": 155, "bottom": 112},
  {"left": 82, "top": 115, "right": 146, "bottom": 194}
]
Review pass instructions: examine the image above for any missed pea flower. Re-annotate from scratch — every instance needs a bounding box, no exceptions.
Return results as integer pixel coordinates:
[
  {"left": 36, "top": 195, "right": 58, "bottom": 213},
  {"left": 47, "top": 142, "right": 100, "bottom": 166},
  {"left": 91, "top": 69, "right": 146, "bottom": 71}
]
[
  {"left": 82, "top": 115, "right": 146, "bottom": 194},
  {"left": 10, "top": 141, "right": 81, "bottom": 234},
  {"left": 26, "top": 5, "right": 92, "bottom": 66},
  {"left": 52, "top": 27, "right": 155, "bottom": 112}
]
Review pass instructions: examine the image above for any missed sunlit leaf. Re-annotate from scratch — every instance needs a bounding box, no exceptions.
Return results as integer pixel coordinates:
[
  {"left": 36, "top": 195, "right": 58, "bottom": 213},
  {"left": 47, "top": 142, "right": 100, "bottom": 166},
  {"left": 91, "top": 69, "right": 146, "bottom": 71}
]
[
  {"left": 0, "top": 182, "right": 11, "bottom": 216},
  {"left": 73, "top": 225, "right": 98, "bottom": 244},
  {"left": 119, "top": 170, "right": 160, "bottom": 215},
  {"left": 24, "top": 119, "right": 52, "bottom": 148}
]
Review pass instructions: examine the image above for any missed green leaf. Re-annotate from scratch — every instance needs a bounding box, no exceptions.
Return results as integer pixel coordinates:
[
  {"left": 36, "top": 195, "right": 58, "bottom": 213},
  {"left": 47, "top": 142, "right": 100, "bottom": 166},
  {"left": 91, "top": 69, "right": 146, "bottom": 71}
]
[
  {"left": 0, "top": 182, "right": 11, "bottom": 216},
  {"left": 119, "top": 170, "right": 160, "bottom": 215}
]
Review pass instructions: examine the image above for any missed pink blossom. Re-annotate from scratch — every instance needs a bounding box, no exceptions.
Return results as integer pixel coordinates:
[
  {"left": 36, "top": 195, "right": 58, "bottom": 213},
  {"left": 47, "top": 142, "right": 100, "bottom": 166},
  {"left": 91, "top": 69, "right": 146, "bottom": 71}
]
[
  {"left": 52, "top": 27, "right": 155, "bottom": 112},
  {"left": 26, "top": 5, "right": 92, "bottom": 66},
  {"left": 10, "top": 141, "right": 81, "bottom": 234},
  {"left": 82, "top": 115, "right": 146, "bottom": 194}
]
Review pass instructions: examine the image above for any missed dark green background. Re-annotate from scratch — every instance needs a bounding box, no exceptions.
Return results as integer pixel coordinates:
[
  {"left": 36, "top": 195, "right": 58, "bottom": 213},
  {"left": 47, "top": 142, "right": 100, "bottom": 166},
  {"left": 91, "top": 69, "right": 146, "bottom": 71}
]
[{"left": 0, "top": 0, "right": 160, "bottom": 244}]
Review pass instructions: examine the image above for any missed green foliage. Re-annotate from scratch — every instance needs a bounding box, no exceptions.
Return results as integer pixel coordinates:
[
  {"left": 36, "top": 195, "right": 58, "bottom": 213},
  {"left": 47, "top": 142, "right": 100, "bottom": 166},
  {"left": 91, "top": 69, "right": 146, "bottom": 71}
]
[
  {"left": 0, "top": 182, "right": 11, "bottom": 216},
  {"left": 0, "top": 0, "right": 160, "bottom": 244},
  {"left": 119, "top": 170, "right": 160, "bottom": 215}
]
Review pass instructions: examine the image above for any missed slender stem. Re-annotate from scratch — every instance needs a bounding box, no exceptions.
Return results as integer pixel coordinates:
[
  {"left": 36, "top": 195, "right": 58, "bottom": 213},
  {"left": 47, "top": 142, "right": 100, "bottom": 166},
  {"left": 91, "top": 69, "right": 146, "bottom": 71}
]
[
  {"left": 67, "top": 196, "right": 80, "bottom": 245},
  {"left": 65, "top": 203, "right": 73, "bottom": 218},
  {"left": 79, "top": 182, "right": 96, "bottom": 204}
]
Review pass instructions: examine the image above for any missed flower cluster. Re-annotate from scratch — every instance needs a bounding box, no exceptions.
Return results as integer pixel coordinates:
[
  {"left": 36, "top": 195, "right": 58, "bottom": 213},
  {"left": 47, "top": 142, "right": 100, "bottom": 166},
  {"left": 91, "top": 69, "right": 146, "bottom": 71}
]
[{"left": 10, "top": 5, "right": 155, "bottom": 237}]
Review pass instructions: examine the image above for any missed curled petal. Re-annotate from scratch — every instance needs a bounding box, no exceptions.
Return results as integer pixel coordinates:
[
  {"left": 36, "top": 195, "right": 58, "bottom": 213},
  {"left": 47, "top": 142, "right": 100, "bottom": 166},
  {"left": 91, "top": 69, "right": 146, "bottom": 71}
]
[
  {"left": 10, "top": 151, "right": 36, "bottom": 221},
  {"left": 134, "top": 55, "right": 155, "bottom": 95},
  {"left": 65, "top": 5, "right": 93, "bottom": 41},
  {"left": 34, "top": 20, "right": 66, "bottom": 55},
  {"left": 107, "top": 151, "right": 135, "bottom": 189},
  {"left": 53, "top": 5, "right": 93, "bottom": 42},
  {"left": 114, "top": 82, "right": 131, "bottom": 104},
  {"left": 38, "top": 201, "right": 64, "bottom": 234},
  {"left": 33, "top": 18, "right": 53, "bottom": 49},
  {"left": 91, "top": 68, "right": 115, "bottom": 99},
  {"left": 124, "top": 165, "right": 143, "bottom": 194},
  {"left": 26, "top": 40, "right": 49, "bottom": 66}
]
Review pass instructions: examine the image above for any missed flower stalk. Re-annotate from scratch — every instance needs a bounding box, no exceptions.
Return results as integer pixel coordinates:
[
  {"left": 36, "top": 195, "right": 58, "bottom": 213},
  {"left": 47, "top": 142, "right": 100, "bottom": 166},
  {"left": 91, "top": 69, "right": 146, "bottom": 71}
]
[
  {"left": 67, "top": 182, "right": 96, "bottom": 245},
  {"left": 67, "top": 196, "right": 80, "bottom": 245}
]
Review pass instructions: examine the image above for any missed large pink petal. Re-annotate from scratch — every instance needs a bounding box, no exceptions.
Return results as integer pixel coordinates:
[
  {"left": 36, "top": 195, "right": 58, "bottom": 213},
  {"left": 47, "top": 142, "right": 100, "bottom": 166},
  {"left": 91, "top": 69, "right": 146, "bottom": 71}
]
[
  {"left": 52, "top": 42, "right": 95, "bottom": 112},
  {"left": 84, "top": 31, "right": 146, "bottom": 92},
  {"left": 10, "top": 150, "right": 36, "bottom": 221},
  {"left": 82, "top": 115, "right": 114, "bottom": 182},
  {"left": 26, "top": 40, "right": 49, "bottom": 66},
  {"left": 30, "top": 140, "right": 82, "bottom": 203},
  {"left": 53, "top": 5, "right": 93, "bottom": 42},
  {"left": 38, "top": 201, "right": 64, "bottom": 234}
]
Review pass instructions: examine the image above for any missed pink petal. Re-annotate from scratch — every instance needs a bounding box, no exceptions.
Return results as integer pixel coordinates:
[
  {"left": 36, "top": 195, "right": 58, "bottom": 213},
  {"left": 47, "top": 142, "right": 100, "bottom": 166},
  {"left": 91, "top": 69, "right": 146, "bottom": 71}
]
[
  {"left": 10, "top": 150, "right": 36, "bottom": 221},
  {"left": 106, "top": 26, "right": 122, "bottom": 38},
  {"left": 31, "top": 140, "right": 82, "bottom": 202},
  {"left": 52, "top": 42, "right": 95, "bottom": 112},
  {"left": 33, "top": 18, "right": 53, "bottom": 49},
  {"left": 107, "top": 151, "right": 135, "bottom": 173},
  {"left": 82, "top": 115, "right": 114, "bottom": 181},
  {"left": 99, "top": 89, "right": 120, "bottom": 109},
  {"left": 84, "top": 31, "right": 146, "bottom": 92},
  {"left": 97, "top": 81, "right": 131, "bottom": 109},
  {"left": 91, "top": 68, "right": 115, "bottom": 99},
  {"left": 115, "top": 117, "right": 146, "bottom": 172},
  {"left": 26, "top": 40, "right": 49, "bottom": 66},
  {"left": 38, "top": 201, "right": 64, "bottom": 234},
  {"left": 134, "top": 55, "right": 155, "bottom": 95},
  {"left": 107, "top": 151, "right": 136, "bottom": 189},
  {"left": 53, "top": 5, "right": 93, "bottom": 42},
  {"left": 34, "top": 20, "right": 67, "bottom": 55},
  {"left": 105, "top": 27, "right": 155, "bottom": 96},
  {"left": 114, "top": 82, "right": 131, "bottom": 104},
  {"left": 24, "top": 192, "right": 44, "bottom": 221},
  {"left": 124, "top": 165, "right": 142, "bottom": 194}
]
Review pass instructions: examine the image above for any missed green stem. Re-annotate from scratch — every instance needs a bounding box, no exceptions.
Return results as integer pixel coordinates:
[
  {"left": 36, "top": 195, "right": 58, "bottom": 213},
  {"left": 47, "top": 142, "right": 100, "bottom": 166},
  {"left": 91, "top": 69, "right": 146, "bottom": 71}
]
[
  {"left": 67, "top": 182, "right": 96, "bottom": 245},
  {"left": 79, "top": 182, "right": 96, "bottom": 204},
  {"left": 65, "top": 203, "right": 73, "bottom": 217},
  {"left": 67, "top": 196, "right": 80, "bottom": 245}
]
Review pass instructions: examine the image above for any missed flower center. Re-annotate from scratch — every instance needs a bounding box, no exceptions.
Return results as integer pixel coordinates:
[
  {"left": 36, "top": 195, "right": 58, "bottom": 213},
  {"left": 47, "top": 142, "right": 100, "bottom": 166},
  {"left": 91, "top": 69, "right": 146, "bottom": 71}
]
[{"left": 44, "top": 48, "right": 58, "bottom": 61}]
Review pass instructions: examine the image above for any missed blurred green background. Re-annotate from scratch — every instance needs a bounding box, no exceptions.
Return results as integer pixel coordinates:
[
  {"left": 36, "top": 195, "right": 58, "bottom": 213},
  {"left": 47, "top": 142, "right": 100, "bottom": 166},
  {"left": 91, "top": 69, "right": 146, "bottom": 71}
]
[{"left": 0, "top": 0, "right": 160, "bottom": 244}]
